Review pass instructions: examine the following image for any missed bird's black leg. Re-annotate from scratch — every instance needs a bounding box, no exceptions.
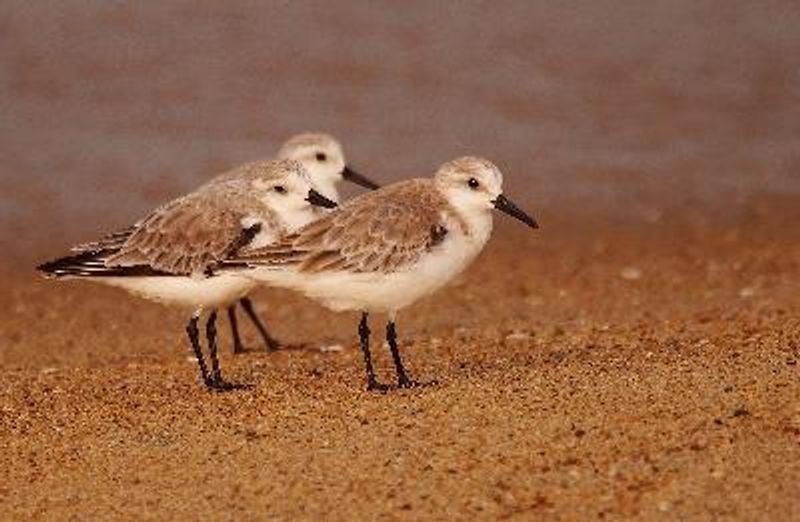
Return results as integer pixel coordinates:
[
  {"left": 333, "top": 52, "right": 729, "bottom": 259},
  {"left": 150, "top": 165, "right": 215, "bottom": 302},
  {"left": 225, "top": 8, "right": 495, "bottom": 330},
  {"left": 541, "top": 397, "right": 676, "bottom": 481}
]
[
  {"left": 206, "top": 310, "right": 238, "bottom": 391},
  {"left": 240, "top": 297, "right": 280, "bottom": 351},
  {"left": 387, "top": 320, "right": 426, "bottom": 389},
  {"left": 228, "top": 306, "right": 247, "bottom": 354},
  {"left": 186, "top": 314, "right": 212, "bottom": 388},
  {"left": 359, "top": 312, "right": 388, "bottom": 392}
]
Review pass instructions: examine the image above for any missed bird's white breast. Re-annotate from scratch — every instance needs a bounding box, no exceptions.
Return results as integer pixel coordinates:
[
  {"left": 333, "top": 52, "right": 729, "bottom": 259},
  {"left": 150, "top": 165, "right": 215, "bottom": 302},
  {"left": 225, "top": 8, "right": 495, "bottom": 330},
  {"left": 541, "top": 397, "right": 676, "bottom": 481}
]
[{"left": 246, "top": 211, "right": 493, "bottom": 314}]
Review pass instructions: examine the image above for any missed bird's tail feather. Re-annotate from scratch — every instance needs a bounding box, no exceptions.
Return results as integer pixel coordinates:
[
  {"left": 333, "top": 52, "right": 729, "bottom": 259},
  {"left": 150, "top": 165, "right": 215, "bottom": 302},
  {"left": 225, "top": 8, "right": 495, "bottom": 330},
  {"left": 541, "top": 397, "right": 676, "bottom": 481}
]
[{"left": 37, "top": 250, "right": 166, "bottom": 278}]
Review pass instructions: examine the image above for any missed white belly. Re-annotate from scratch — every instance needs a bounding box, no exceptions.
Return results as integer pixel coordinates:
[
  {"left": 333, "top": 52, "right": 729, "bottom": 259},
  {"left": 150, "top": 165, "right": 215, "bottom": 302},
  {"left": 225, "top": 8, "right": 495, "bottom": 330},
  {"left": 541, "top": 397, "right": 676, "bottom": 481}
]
[
  {"left": 246, "top": 228, "right": 488, "bottom": 314},
  {"left": 100, "top": 274, "right": 256, "bottom": 310}
]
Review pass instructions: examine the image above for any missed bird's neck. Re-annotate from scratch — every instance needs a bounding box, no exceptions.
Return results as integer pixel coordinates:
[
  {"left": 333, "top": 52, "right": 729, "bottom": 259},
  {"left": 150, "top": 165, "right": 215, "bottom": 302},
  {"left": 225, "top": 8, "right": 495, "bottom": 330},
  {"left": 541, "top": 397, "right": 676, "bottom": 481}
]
[
  {"left": 280, "top": 206, "right": 319, "bottom": 233},
  {"left": 444, "top": 196, "right": 494, "bottom": 247}
]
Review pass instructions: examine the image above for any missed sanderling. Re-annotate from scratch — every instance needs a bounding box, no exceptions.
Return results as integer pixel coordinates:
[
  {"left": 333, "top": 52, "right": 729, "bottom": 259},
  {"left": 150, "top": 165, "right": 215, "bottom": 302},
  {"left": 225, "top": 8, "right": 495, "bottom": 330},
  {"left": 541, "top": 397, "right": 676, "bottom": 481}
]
[
  {"left": 38, "top": 159, "right": 337, "bottom": 391},
  {"left": 222, "top": 156, "right": 538, "bottom": 390},
  {"left": 209, "top": 133, "right": 379, "bottom": 354}
]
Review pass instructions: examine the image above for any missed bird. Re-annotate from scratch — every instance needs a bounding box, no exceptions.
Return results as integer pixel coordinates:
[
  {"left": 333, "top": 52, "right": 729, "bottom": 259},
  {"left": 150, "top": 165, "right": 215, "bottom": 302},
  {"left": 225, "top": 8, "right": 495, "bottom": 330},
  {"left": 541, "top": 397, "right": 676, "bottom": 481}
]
[
  {"left": 220, "top": 156, "right": 538, "bottom": 391},
  {"left": 207, "top": 133, "right": 379, "bottom": 354},
  {"left": 37, "top": 159, "right": 337, "bottom": 391}
]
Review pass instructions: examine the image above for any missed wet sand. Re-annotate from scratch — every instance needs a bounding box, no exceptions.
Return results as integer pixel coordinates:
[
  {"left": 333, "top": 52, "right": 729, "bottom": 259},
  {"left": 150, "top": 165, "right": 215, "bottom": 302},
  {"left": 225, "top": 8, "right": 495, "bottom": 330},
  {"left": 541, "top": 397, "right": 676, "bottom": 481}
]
[{"left": 2, "top": 216, "right": 799, "bottom": 519}]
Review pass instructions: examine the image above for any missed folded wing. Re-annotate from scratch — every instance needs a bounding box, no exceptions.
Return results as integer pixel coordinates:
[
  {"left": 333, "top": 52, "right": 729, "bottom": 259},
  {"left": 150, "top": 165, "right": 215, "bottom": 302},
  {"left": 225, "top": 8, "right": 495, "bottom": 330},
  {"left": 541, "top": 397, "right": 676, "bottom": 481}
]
[
  {"left": 231, "top": 179, "right": 451, "bottom": 274},
  {"left": 39, "top": 187, "right": 265, "bottom": 278}
]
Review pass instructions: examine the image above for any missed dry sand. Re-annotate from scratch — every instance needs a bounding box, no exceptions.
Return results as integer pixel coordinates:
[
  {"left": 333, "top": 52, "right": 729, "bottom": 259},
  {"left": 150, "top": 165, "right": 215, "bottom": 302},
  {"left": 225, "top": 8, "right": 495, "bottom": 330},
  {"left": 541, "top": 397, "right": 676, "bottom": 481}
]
[{"left": 2, "top": 216, "right": 799, "bottom": 520}]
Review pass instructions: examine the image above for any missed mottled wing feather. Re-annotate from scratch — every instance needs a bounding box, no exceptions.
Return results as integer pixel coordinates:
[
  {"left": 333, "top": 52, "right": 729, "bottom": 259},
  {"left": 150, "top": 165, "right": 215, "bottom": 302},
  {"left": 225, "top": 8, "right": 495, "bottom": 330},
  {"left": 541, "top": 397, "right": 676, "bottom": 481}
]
[
  {"left": 105, "top": 191, "right": 251, "bottom": 275},
  {"left": 70, "top": 225, "right": 137, "bottom": 253},
  {"left": 237, "top": 179, "right": 448, "bottom": 274}
]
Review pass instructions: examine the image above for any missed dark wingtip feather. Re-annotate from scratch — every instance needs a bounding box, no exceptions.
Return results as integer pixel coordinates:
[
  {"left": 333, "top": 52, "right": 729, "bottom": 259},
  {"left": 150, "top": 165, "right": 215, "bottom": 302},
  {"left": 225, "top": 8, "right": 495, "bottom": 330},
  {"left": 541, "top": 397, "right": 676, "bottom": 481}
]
[
  {"left": 36, "top": 260, "right": 60, "bottom": 278},
  {"left": 37, "top": 250, "right": 172, "bottom": 278},
  {"left": 36, "top": 251, "right": 104, "bottom": 278}
]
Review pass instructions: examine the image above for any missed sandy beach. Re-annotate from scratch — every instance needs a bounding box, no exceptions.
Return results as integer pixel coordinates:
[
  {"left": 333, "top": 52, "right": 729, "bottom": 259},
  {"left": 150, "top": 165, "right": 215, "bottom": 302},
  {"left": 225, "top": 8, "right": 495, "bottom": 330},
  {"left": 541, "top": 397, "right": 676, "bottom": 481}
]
[{"left": 3, "top": 215, "right": 799, "bottom": 519}]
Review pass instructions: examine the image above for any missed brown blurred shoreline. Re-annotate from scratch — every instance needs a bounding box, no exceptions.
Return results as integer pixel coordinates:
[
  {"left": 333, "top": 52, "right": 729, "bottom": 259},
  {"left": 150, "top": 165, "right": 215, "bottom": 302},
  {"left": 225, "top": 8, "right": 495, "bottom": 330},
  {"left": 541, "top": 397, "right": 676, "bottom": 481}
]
[{"left": 3, "top": 1, "right": 800, "bottom": 265}]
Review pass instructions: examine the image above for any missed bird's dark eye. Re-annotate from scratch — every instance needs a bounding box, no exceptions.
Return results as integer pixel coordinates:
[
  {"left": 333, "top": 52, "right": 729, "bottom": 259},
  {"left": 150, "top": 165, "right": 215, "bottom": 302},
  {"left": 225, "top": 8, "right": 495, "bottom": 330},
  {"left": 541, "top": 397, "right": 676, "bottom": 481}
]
[
  {"left": 468, "top": 178, "right": 480, "bottom": 189},
  {"left": 274, "top": 186, "right": 287, "bottom": 194},
  {"left": 316, "top": 152, "right": 327, "bottom": 162}
]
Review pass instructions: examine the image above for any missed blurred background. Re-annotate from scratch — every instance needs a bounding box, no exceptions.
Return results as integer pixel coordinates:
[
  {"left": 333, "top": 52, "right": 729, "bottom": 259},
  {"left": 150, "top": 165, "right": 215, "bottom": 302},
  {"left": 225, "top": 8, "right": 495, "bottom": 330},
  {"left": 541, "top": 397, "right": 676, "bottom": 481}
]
[{"left": 2, "top": 0, "right": 799, "bottom": 262}]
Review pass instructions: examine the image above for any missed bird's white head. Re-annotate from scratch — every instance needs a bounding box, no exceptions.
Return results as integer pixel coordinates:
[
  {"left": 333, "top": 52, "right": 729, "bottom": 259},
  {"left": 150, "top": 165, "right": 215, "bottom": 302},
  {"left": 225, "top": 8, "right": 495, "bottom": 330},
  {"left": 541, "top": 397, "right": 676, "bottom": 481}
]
[
  {"left": 434, "top": 156, "right": 538, "bottom": 229},
  {"left": 277, "top": 133, "right": 378, "bottom": 202}
]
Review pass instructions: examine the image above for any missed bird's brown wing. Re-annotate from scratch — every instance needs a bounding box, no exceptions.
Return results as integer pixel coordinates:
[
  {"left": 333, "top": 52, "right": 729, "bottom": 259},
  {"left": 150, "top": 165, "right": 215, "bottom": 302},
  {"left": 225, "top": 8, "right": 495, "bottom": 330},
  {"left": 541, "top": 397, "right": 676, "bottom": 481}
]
[
  {"left": 105, "top": 190, "right": 257, "bottom": 275},
  {"left": 234, "top": 179, "right": 450, "bottom": 274}
]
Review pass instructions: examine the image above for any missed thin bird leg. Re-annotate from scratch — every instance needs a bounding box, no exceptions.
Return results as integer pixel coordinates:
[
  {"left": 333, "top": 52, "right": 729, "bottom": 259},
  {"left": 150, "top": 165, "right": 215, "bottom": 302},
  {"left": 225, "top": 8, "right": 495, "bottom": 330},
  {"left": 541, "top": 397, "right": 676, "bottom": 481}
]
[
  {"left": 240, "top": 297, "right": 280, "bottom": 351},
  {"left": 386, "top": 320, "right": 419, "bottom": 388},
  {"left": 186, "top": 313, "right": 212, "bottom": 388},
  {"left": 227, "top": 306, "right": 247, "bottom": 354},
  {"left": 206, "top": 310, "right": 237, "bottom": 391},
  {"left": 359, "top": 312, "right": 387, "bottom": 391}
]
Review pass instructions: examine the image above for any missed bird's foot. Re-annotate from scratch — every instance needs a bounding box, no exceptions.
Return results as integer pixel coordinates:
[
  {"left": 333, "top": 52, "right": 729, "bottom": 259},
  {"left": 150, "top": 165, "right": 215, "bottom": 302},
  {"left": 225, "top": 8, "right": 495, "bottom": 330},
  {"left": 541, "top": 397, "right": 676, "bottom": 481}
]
[
  {"left": 397, "top": 375, "right": 438, "bottom": 389},
  {"left": 206, "top": 376, "right": 252, "bottom": 392},
  {"left": 263, "top": 339, "right": 281, "bottom": 352},
  {"left": 366, "top": 378, "right": 391, "bottom": 393}
]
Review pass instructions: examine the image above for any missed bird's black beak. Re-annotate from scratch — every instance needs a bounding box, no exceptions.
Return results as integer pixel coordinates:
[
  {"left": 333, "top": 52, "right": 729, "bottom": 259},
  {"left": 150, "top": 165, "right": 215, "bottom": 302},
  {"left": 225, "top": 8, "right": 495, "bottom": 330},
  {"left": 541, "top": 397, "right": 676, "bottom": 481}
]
[
  {"left": 342, "top": 166, "right": 380, "bottom": 190},
  {"left": 492, "top": 194, "right": 539, "bottom": 229},
  {"left": 306, "top": 189, "right": 338, "bottom": 209}
]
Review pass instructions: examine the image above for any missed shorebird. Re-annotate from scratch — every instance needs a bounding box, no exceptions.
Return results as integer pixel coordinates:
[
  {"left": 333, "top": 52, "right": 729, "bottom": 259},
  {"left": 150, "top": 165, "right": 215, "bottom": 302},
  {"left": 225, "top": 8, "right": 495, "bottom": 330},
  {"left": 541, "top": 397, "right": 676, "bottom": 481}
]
[
  {"left": 222, "top": 156, "right": 538, "bottom": 390},
  {"left": 37, "top": 159, "right": 337, "bottom": 391},
  {"left": 210, "top": 133, "right": 379, "bottom": 354}
]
